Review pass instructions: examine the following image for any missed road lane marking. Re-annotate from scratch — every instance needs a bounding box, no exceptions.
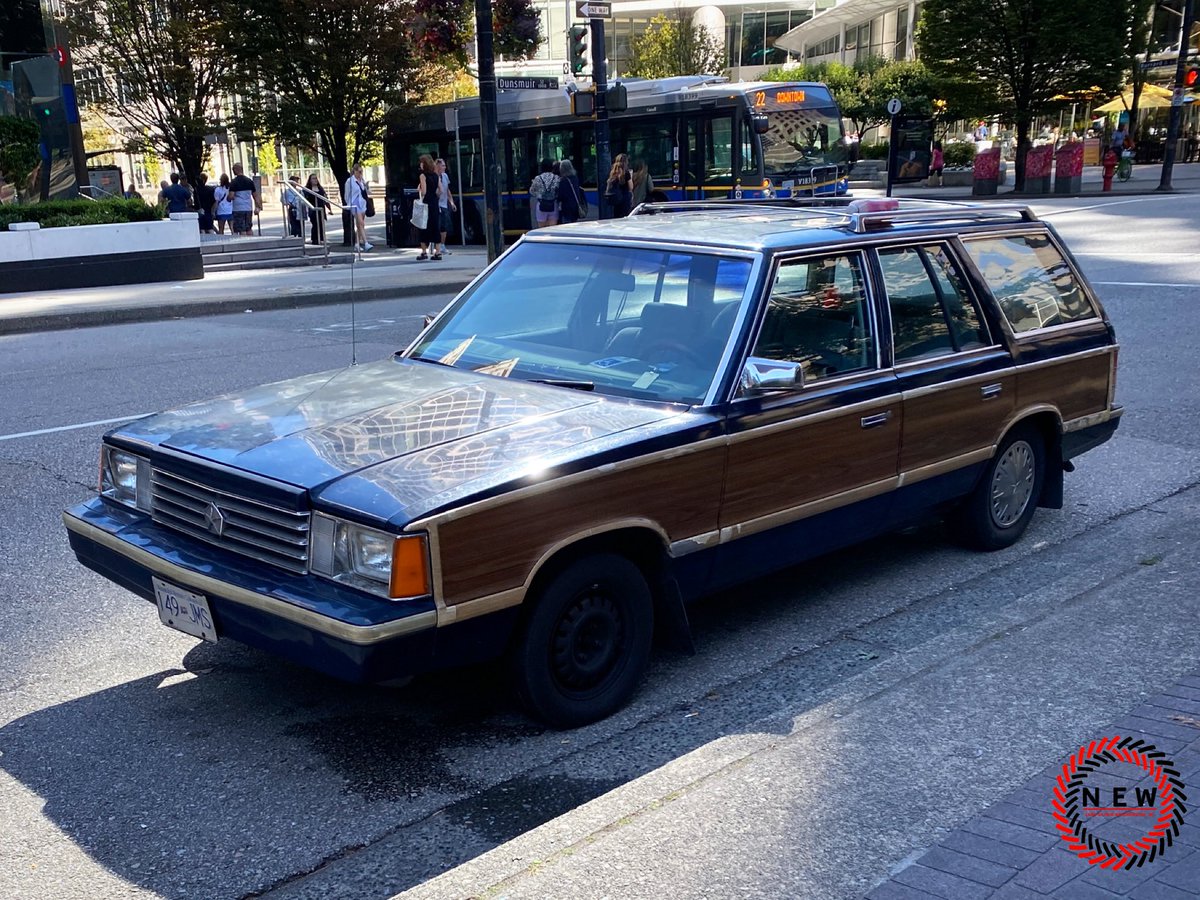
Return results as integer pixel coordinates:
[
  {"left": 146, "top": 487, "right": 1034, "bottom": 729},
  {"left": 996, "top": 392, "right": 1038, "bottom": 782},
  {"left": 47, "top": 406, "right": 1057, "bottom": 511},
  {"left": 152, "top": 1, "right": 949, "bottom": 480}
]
[
  {"left": 0, "top": 414, "right": 151, "bottom": 442},
  {"left": 1038, "top": 196, "right": 1186, "bottom": 216}
]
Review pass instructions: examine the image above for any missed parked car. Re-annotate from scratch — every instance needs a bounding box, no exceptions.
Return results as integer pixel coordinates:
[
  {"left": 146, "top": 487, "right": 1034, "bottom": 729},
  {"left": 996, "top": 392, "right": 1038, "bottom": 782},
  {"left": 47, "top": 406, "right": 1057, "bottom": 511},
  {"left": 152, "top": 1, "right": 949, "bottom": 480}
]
[{"left": 64, "top": 198, "right": 1121, "bottom": 727}]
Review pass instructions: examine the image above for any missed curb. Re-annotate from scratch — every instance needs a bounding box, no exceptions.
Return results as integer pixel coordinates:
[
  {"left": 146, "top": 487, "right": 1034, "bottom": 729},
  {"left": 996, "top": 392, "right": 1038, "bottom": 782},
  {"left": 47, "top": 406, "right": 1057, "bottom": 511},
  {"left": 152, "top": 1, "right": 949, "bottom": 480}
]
[{"left": 0, "top": 277, "right": 477, "bottom": 337}]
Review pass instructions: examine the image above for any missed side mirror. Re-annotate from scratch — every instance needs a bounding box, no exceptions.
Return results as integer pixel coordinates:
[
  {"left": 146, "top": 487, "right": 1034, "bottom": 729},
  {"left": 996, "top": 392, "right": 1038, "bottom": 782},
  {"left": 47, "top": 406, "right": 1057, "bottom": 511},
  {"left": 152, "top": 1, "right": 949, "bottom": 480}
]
[
  {"left": 751, "top": 114, "right": 771, "bottom": 135},
  {"left": 739, "top": 358, "right": 802, "bottom": 395}
]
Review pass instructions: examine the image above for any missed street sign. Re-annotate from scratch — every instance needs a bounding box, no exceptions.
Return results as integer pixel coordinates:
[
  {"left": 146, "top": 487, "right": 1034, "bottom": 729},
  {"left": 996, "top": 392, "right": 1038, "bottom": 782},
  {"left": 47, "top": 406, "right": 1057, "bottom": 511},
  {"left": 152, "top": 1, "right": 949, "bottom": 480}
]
[
  {"left": 497, "top": 77, "right": 559, "bottom": 90},
  {"left": 886, "top": 97, "right": 902, "bottom": 116},
  {"left": 575, "top": 1, "right": 611, "bottom": 18}
]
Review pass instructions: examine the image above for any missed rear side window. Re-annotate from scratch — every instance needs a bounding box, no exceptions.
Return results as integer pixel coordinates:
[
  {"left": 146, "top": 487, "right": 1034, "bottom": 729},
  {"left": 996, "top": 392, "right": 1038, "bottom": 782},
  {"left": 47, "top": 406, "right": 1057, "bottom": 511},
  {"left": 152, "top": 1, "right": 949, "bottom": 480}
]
[
  {"left": 963, "top": 233, "right": 1096, "bottom": 333},
  {"left": 878, "top": 244, "right": 989, "bottom": 363}
]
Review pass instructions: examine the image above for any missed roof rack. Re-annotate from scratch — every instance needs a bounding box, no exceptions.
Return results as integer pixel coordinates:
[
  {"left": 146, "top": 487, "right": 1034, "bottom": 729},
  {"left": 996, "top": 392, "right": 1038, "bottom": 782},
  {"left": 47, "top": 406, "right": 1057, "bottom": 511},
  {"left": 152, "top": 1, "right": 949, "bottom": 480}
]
[{"left": 631, "top": 197, "right": 1038, "bottom": 234}]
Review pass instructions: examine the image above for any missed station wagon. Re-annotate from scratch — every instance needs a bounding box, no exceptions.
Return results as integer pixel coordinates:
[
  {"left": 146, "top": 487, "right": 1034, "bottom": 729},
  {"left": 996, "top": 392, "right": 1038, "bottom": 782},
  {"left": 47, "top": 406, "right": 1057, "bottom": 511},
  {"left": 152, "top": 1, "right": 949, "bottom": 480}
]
[{"left": 64, "top": 199, "right": 1121, "bottom": 726}]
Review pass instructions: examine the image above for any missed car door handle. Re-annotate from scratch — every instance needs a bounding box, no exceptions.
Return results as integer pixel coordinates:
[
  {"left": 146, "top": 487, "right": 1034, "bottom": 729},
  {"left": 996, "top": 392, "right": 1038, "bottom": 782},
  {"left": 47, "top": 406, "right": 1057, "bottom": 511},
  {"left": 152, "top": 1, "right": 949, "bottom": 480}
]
[
  {"left": 980, "top": 383, "right": 1003, "bottom": 400},
  {"left": 860, "top": 411, "right": 892, "bottom": 429}
]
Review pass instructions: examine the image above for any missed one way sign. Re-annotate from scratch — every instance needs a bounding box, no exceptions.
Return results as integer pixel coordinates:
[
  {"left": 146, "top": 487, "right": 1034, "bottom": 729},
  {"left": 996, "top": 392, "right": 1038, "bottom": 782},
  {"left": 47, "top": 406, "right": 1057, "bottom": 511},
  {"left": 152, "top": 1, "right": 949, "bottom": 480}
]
[{"left": 575, "top": 1, "right": 611, "bottom": 17}]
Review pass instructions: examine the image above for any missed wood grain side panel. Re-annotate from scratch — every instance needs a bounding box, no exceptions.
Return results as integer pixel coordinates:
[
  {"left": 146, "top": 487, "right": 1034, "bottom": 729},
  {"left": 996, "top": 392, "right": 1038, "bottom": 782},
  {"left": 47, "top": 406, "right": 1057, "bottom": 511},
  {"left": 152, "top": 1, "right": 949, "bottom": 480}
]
[
  {"left": 437, "top": 447, "right": 727, "bottom": 606},
  {"left": 720, "top": 401, "right": 899, "bottom": 527},
  {"left": 1017, "top": 354, "right": 1112, "bottom": 422},
  {"left": 900, "top": 374, "right": 1016, "bottom": 472}
]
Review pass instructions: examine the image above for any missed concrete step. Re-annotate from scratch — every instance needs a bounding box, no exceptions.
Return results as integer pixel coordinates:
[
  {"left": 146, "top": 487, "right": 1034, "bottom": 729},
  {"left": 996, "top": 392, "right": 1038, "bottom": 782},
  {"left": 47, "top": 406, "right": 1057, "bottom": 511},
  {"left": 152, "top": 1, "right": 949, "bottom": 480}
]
[
  {"left": 204, "top": 255, "right": 351, "bottom": 273},
  {"left": 200, "top": 237, "right": 305, "bottom": 257}
]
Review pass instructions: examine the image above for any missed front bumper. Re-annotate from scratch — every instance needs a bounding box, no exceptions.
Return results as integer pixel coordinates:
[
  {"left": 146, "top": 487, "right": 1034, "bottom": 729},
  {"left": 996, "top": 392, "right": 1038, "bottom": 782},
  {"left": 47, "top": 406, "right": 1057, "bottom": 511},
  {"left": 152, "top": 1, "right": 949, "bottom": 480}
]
[{"left": 64, "top": 498, "right": 441, "bottom": 683}]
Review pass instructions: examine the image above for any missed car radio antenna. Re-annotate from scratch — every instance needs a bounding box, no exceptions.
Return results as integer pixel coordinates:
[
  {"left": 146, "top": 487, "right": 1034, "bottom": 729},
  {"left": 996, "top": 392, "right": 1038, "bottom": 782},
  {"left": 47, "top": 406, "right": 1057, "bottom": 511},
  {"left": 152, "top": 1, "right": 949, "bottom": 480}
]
[{"left": 350, "top": 251, "right": 358, "bottom": 366}]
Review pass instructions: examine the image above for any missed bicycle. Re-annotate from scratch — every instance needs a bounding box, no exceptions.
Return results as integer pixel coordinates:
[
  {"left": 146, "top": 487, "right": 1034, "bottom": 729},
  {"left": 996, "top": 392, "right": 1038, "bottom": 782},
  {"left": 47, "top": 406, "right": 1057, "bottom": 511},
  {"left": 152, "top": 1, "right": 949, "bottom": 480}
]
[{"left": 1117, "top": 150, "right": 1133, "bottom": 182}]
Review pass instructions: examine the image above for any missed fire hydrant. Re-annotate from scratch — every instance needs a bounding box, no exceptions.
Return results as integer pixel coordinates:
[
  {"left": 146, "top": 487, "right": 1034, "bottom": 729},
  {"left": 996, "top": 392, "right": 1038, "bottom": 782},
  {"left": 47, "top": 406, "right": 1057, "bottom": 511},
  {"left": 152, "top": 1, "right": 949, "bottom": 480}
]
[{"left": 1102, "top": 149, "right": 1118, "bottom": 192}]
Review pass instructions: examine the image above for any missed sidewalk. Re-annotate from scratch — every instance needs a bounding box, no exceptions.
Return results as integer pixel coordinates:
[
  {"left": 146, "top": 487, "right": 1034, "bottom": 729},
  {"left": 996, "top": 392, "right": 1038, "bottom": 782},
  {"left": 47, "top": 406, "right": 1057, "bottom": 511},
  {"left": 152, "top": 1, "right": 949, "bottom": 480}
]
[
  {"left": 0, "top": 244, "right": 491, "bottom": 336},
  {"left": 3, "top": 162, "right": 1196, "bottom": 337}
]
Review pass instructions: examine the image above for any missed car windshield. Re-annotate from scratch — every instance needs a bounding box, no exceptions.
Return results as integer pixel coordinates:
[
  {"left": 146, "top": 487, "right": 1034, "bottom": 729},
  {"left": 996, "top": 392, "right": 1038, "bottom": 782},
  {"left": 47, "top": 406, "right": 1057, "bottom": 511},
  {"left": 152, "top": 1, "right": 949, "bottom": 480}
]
[
  {"left": 760, "top": 106, "right": 847, "bottom": 178},
  {"left": 408, "top": 241, "right": 755, "bottom": 405}
]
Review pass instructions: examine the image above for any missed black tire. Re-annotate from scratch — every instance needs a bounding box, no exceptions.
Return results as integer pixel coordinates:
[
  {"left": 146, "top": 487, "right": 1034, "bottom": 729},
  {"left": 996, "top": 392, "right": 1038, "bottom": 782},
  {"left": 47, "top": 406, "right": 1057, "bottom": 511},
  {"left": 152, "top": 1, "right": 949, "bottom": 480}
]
[
  {"left": 955, "top": 425, "right": 1045, "bottom": 551},
  {"left": 510, "top": 553, "right": 654, "bottom": 728}
]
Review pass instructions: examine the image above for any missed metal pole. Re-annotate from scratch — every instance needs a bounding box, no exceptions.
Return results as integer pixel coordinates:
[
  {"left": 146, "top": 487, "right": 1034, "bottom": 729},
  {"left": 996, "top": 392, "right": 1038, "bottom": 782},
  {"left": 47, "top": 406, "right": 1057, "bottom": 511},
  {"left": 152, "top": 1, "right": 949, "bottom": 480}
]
[
  {"left": 453, "top": 106, "right": 466, "bottom": 246},
  {"left": 1158, "top": 0, "right": 1195, "bottom": 190},
  {"left": 591, "top": 18, "right": 612, "bottom": 218},
  {"left": 475, "top": 0, "right": 503, "bottom": 261},
  {"left": 886, "top": 113, "right": 897, "bottom": 197}
]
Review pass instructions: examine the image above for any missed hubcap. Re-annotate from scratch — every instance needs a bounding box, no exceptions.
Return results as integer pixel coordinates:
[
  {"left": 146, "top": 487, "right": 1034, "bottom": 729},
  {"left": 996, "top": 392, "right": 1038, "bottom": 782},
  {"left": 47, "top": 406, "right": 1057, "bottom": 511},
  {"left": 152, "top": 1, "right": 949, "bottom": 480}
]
[
  {"left": 990, "top": 440, "right": 1036, "bottom": 528},
  {"left": 550, "top": 583, "right": 625, "bottom": 695}
]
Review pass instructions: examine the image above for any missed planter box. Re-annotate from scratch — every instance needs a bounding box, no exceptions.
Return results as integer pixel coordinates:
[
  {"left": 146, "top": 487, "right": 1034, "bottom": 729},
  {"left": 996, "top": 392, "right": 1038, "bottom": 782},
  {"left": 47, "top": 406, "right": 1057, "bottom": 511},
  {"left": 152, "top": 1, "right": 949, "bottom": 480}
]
[
  {"left": 1054, "top": 174, "right": 1082, "bottom": 194},
  {"left": 0, "top": 216, "right": 202, "bottom": 294},
  {"left": 973, "top": 179, "right": 998, "bottom": 196}
]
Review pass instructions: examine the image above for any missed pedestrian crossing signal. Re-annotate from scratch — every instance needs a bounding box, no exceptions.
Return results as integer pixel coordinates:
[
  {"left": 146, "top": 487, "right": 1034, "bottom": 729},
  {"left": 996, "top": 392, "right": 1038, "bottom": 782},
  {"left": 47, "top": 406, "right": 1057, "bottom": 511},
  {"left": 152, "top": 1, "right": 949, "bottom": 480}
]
[
  {"left": 1186, "top": 68, "right": 1198, "bottom": 88},
  {"left": 569, "top": 24, "right": 589, "bottom": 75}
]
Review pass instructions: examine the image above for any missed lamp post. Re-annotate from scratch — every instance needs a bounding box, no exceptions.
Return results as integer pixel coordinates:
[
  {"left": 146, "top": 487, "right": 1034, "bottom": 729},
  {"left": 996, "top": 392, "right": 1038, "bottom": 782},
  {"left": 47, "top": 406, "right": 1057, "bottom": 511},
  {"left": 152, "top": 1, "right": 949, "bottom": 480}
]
[{"left": 1158, "top": 0, "right": 1196, "bottom": 190}]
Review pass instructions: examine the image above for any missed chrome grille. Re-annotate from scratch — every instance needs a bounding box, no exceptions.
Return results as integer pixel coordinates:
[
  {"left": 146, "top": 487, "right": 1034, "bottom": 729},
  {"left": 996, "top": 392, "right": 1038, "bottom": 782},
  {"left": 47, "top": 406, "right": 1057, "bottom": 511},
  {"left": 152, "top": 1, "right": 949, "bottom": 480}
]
[{"left": 149, "top": 469, "right": 310, "bottom": 573}]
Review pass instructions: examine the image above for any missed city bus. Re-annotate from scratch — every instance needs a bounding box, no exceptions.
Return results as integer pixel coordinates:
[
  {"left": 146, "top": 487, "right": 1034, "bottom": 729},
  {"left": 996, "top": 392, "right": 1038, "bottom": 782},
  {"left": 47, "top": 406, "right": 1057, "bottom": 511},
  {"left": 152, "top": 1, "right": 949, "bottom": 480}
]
[{"left": 383, "top": 75, "right": 848, "bottom": 244}]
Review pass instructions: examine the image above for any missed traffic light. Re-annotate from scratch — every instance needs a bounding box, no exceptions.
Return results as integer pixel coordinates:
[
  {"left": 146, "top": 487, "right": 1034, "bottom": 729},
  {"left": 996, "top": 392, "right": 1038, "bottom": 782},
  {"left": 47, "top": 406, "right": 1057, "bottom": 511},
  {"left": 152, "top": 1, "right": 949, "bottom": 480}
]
[
  {"left": 606, "top": 82, "right": 627, "bottom": 113},
  {"left": 569, "top": 24, "right": 589, "bottom": 75},
  {"left": 1186, "top": 67, "right": 1199, "bottom": 88}
]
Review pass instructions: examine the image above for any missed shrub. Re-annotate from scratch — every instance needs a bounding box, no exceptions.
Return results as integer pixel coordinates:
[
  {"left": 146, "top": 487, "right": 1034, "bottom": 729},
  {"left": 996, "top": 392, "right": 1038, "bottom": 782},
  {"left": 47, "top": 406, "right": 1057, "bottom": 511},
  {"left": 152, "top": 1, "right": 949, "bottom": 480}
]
[
  {"left": 859, "top": 141, "right": 890, "bottom": 160},
  {"left": 943, "top": 142, "right": 977, "bottom": 168},
  {"left": 0, "top": 197, "right": 162, "bottom": 230}
]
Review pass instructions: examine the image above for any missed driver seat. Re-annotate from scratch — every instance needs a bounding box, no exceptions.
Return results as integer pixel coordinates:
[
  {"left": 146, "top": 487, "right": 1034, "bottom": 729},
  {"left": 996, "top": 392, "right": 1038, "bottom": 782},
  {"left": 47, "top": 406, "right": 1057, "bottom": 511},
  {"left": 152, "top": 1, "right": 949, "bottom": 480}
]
[{"left": 605, "top": 302, "right": 702, "bottom": 358}]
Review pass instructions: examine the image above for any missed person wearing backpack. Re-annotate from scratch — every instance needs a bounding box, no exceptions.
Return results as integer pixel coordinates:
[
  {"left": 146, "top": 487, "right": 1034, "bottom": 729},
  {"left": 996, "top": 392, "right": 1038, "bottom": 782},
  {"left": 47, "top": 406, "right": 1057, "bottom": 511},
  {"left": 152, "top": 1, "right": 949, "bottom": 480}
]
[
  {"left": 557, "top": 159, "right": 587, "bottom": 224},
  {"left": 529, "top": 158, "right": 560, "bottom": 229}
]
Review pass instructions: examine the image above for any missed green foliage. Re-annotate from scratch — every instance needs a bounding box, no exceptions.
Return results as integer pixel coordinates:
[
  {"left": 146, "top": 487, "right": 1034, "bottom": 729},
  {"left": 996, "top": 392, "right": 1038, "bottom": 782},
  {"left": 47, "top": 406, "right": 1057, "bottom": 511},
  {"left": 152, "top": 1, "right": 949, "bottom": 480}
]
[
  {"left": 0, "top": 116, "right": 41, "bottom": 191},
  {"left": 627, "top": 13, "right": 725, "bottom": 78},
  {"left": 493, "top": 0, "right": 542, "bottom": 61},
  {"left": 917, "top": 0, "right": 1124, "bottom": 187},
  {"left": 859, "top": 142, "right": 890, "bottom": 160},
  {"left": 943, "top": 142, "right": 977, "bottom": 167},
  {"left": 0, "top": 198, "right": 160, "bottom": 230},
  {"left": 229, "top": 0, "right": 435, "bottom": 192},
  {"left": 64, "top": 0, "right": 239, "bottom": 186}
]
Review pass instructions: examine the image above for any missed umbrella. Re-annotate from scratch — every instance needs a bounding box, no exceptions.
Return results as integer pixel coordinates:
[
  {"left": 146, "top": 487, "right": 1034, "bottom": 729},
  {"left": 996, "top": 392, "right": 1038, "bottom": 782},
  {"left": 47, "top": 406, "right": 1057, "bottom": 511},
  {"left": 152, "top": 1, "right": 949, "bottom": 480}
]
[{"left": 1093, "top": 88, "right": 1174, "bottom": 112}]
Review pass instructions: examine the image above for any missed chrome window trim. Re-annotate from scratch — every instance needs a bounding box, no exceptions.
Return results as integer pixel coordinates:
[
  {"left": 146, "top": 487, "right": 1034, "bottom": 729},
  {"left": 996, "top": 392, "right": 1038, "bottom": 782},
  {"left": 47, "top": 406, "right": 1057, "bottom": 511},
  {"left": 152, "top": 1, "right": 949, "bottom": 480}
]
[
  {"left": 725, "top": 247, "right": 883, "bottom": 404},
  {"left": 1013, "top": 345, "right": 1114, "bottom": 372},
  {"left": 891, "top": 344, "right": 1007, "bottom": 374},
  {"left": 727, "top": 391, "right": 903, "bottom": 443},
  {"left": 899, "top": 366, "right": 1013, "bottom": 400}
]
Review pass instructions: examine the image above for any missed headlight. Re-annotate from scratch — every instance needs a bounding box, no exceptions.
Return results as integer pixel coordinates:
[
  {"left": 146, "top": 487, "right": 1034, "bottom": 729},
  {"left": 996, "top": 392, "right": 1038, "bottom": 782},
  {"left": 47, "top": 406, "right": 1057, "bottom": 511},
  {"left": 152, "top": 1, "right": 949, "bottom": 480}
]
[
  {"left": 310, "top": 514, "right": 431, "bottom": 600},
  {"left": 99, "top": 446, "right": 150, "bottom": 510}
]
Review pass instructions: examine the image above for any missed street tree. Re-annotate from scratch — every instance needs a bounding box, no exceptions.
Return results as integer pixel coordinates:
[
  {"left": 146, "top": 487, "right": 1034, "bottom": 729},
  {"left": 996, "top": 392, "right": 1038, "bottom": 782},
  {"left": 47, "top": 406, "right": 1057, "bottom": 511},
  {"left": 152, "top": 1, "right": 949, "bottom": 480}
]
[
  {"left": 0, "top": 116, "right": 41, "bottom": 198},
  {"left": 1122, "top": 0, "right": 1157, "bottom": 142},
  {"left": 917, "top": 0, "right": 1125, "bottom": 190},
  {"left": 627, "top": 12, "right": 725, "bottom": 78},
  {"left": 65, "top": 0, "right": 238, "bottom": 187}
]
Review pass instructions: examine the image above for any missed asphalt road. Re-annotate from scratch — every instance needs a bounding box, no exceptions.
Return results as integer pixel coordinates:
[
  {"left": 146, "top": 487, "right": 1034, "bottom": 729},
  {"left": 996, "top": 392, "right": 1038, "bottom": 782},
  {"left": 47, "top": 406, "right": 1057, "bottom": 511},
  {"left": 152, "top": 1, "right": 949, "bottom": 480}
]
[{"left": 1, "top": 194, "right": 1198, "bottom": 900}]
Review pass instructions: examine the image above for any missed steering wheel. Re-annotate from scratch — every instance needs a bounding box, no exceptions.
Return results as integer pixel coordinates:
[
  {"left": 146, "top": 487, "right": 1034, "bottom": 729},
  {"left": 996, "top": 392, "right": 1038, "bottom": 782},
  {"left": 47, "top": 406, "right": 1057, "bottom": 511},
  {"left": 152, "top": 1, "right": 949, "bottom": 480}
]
[{"left": 639, "top": 340, "right": 707, "bottom": 366}]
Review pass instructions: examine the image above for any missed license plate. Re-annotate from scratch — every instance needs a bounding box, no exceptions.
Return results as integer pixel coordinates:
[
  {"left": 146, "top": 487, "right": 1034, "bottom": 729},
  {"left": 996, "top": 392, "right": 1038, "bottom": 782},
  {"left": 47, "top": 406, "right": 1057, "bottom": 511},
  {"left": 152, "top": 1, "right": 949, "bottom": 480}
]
[{"left": 153, "top": 576, "right": 218, "bottom": 642}]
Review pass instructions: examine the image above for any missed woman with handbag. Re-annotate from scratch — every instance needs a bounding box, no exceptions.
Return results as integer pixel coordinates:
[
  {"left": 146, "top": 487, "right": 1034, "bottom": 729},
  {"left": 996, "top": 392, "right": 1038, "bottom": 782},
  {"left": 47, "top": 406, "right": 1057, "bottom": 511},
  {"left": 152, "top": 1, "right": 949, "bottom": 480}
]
[
  {"left": 557, "top": 159, "right": 586, "bottom": 224},
  {"left": 414, "top": 154, "right": 441, "bottom": 260},
  {"left": 342, "top": 164, "right": 372, "bottom": 251}
]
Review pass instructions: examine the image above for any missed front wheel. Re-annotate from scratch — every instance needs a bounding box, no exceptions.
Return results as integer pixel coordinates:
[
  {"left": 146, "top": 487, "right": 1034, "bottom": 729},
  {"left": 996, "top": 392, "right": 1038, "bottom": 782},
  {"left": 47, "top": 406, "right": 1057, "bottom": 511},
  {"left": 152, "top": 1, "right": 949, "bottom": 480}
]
[
  {"left": 510, "top": 553, "right": 654, "bottom": 728},
  {"left": 953, "top": 425, "right": 1045, "bottom": 551},
  {"left": 1118, "top": 161, "right": 1132, "bottom": 182}
]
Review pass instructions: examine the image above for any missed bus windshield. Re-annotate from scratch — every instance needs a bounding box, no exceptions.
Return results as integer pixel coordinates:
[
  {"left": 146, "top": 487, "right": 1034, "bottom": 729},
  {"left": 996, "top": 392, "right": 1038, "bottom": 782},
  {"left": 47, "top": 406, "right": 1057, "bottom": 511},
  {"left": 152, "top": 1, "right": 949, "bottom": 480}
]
[{"left": 760, "top": 106, "right": 847, "bottom": 178}]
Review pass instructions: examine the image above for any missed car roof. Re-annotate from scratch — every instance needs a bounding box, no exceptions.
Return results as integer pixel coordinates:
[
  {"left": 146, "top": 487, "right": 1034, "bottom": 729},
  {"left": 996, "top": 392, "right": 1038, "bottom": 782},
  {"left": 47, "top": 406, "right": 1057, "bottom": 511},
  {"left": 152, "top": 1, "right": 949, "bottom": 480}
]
[{"left": 539, "top": 199, "right": 1043, "bottom": 253}]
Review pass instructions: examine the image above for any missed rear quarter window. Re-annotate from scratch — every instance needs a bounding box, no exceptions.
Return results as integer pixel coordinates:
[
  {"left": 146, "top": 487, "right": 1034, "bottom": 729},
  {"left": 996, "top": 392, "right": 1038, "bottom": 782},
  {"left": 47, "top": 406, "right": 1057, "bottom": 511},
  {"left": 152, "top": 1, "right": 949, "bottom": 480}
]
[{"left": 963, "top": 233, "right": 1096, "bottom": 334}]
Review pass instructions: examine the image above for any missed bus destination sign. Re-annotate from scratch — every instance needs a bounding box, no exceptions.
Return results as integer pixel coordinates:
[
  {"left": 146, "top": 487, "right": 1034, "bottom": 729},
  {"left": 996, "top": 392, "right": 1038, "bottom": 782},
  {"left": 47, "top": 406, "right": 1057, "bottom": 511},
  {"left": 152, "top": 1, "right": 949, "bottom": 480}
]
[
  {"left": 754, "top": 88, "right": 807, "bottom": 108},
  {"left": 497, "top": 77, "right": 560, "bottom": 90}
]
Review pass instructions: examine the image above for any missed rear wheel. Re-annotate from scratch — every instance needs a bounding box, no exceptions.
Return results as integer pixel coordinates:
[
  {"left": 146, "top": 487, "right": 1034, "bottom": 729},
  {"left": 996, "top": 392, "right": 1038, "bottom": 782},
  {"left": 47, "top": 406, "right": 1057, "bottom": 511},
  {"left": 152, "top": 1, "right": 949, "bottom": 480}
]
[
  {"left": 510, "top": 553, "right": 653, "bottom": 728},
  {"left": 955, "top": 425, "right": 1045, "bottom": 551}
]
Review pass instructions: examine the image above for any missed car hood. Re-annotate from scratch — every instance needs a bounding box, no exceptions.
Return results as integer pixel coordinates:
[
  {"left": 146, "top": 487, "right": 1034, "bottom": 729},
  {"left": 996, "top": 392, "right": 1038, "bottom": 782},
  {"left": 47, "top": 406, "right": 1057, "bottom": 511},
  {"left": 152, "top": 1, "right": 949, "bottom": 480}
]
[{"left": 117, "top": 356, "right": 692, "bottom": 521}]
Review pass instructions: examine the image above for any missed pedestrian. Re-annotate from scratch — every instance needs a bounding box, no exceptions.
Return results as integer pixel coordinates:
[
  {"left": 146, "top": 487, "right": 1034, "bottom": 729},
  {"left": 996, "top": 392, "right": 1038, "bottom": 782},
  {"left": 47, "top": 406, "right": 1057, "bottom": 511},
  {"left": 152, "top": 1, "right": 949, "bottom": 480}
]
[
  {"left": 228, "top": 163, "right": 261, "bottom": 237},
  {"left": 604, "top": 153, "right": 632, "bottom": 218},
  {"left": 557, "top": 158, "right": 586, "bottom": 224},
  {"left": 162, "top": 172, "right": 192, "bottom": 215},
  {"left": 123, "top": 184, "right": 142, "bottom": 201},
  {"left": 436, "top": 158, "right": 456, "bottom": 256},
  {"left": 213, "top": 174, "right": 233, "bottom": 235},
  {"left": 630, "top": 158, "right": 653, "bottom": 208},
  {"left": 156, "top": 179, "right": 169, "bottom": 208},
  {"left": 1110, "top": 124, "right": 1127, "bottom": 157},
  {"left": 195, "top": 172, "right": 215, "bottom": 233},
  {"left": 305, "top": 174, "right": 329, "bottom": 245},
  {"left": 529, "top": 158, "right": 560, "bottom": 229},
  {"left": 1185, "top": 129, "right": 1198, "bottom": 164},
  {"left": 343, "top": 164, "right": 372, "bottom": 251},
  {"left": 283, "top": 174, "right": 303, "bottom": 238},
  {"left": 928, "top": 141, "right": 944, "bottom": 187},
  {"left": 414, "top": 154, "right": 440, "bottom": 259}
]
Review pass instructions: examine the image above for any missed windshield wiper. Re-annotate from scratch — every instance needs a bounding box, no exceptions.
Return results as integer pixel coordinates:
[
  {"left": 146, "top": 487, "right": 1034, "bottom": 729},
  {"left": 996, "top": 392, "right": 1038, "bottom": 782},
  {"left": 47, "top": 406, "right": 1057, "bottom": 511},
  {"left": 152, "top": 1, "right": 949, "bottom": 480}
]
[{"left": 528, "top": 379, "right": 595, "bottom": 391}]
